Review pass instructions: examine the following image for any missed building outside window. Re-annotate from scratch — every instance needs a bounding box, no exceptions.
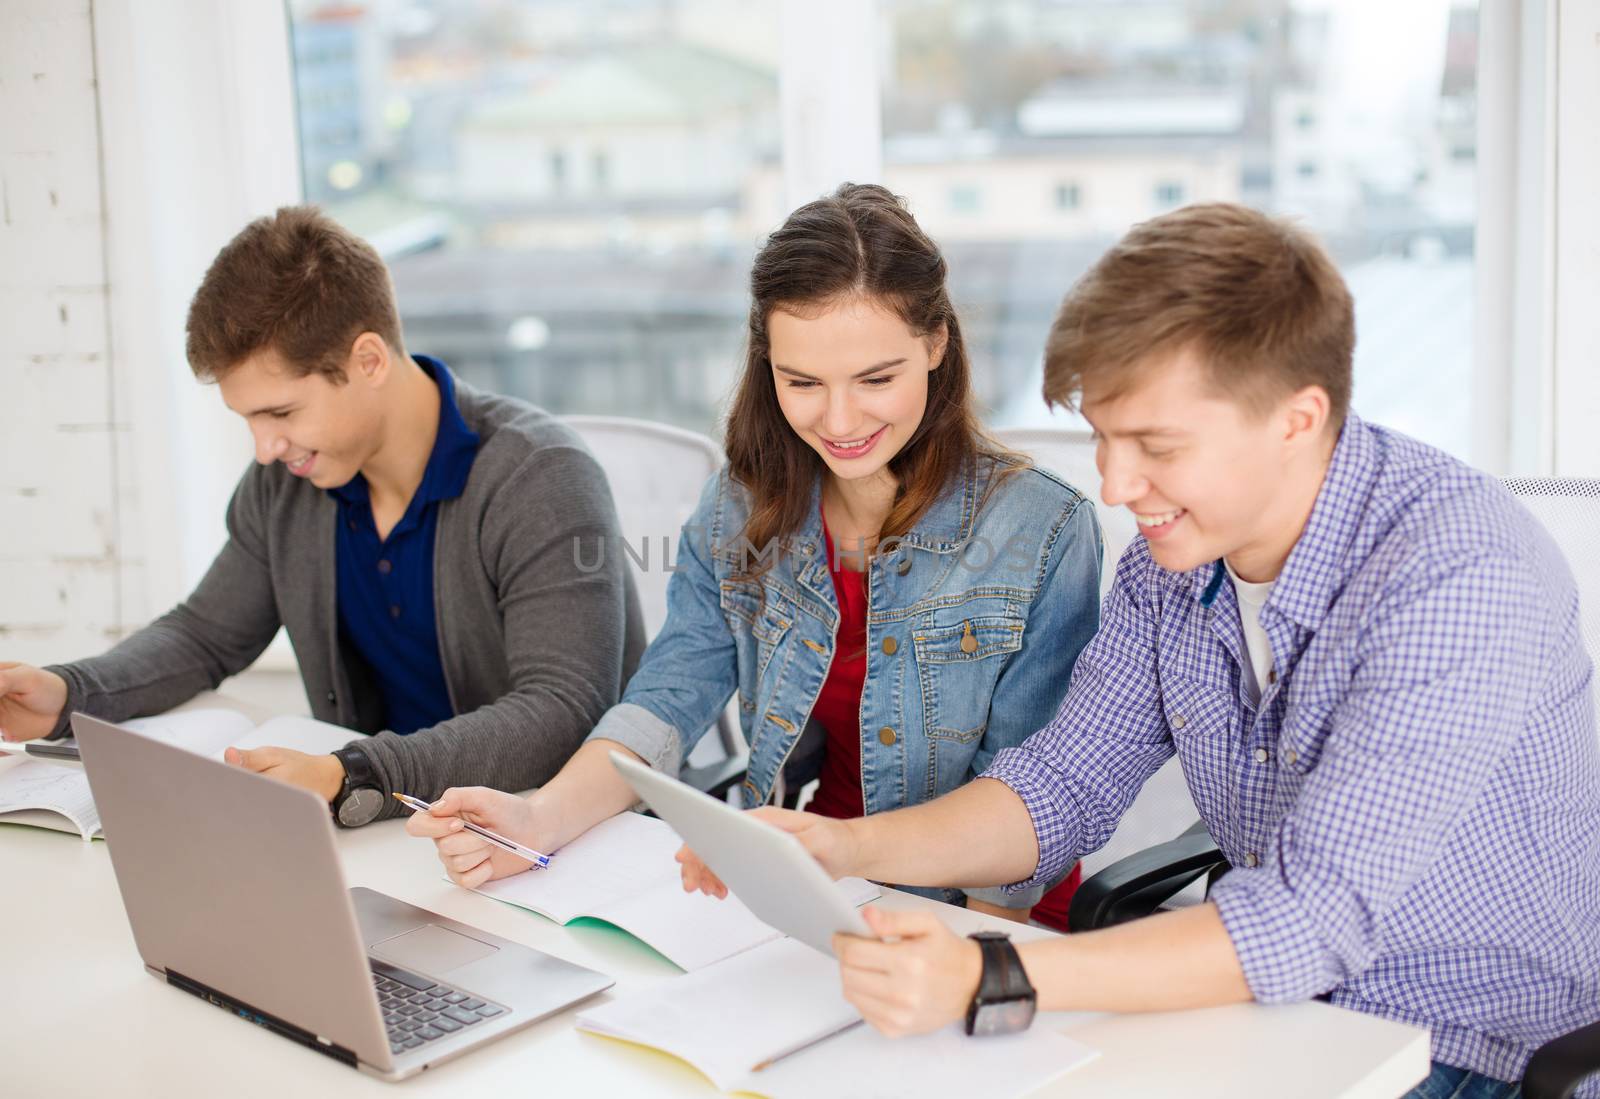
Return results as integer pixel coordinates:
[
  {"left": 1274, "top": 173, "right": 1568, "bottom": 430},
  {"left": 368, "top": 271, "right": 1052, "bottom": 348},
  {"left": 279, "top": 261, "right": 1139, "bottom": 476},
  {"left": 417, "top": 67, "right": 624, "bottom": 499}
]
[
  {"left": 1154, "top": 180, "right": 1187, "bottom": 207},
  {"left": 289, "top": 0, "right": 1478, "bottom": 456},
  {"left": 949, "top": 184, "right": 983, "bottom": 213},
  {"left": 876, "top": 0, "right": 1478, "bottom": 458}
]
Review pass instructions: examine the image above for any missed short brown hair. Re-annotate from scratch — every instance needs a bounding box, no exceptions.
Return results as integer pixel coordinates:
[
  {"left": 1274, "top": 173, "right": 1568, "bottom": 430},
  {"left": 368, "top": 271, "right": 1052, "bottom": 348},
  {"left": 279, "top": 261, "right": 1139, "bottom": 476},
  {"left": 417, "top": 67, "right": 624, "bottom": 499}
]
[
  {"left": 185, "top": 205, "right": 403, "bottom": 382},
  {"left": 1043, "top": 203, "right": 1353, "bottom": 424}
]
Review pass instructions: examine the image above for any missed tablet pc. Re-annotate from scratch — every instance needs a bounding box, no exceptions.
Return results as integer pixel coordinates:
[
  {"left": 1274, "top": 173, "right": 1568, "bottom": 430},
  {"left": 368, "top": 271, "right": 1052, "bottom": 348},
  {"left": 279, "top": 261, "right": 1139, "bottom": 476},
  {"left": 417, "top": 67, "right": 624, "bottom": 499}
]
[{"left": 610, "top": 752, "right": 873, "bottom": 956}]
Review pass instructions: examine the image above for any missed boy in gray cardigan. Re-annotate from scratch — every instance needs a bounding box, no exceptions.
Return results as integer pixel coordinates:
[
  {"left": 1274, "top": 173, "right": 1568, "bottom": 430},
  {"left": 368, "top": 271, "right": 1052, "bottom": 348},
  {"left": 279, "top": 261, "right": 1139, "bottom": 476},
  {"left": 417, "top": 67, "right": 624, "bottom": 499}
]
[{"left": 0, "top": 207, "right": 644, "bottom": 826}]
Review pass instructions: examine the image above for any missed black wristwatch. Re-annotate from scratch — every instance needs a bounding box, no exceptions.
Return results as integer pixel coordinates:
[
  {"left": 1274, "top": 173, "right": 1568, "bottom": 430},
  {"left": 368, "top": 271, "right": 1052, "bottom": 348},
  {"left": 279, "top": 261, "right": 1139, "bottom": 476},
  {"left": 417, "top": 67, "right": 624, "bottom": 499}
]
[
  {"left": 330, "top": 745, "right": 385, "bottom": 828},
  {"left": 965, "top": 931, "right": 1036, "bottom": 1036}
]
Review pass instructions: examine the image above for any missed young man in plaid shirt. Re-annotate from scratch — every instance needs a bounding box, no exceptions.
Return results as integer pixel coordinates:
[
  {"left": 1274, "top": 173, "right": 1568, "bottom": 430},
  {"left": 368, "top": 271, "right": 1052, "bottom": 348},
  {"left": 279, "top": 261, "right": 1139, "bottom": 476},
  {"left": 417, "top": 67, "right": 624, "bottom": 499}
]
[{"left": 679, "top": 204, "right": 1600, "bottom": 1097}]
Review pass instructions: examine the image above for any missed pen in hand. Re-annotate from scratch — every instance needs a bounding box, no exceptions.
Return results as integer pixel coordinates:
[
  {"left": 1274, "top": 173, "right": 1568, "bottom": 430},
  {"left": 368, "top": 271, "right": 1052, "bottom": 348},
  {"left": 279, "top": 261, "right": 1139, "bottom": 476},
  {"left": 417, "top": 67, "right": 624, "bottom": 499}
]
[{"left": 391, "top": 792, "right": 553, "bottom": 869}]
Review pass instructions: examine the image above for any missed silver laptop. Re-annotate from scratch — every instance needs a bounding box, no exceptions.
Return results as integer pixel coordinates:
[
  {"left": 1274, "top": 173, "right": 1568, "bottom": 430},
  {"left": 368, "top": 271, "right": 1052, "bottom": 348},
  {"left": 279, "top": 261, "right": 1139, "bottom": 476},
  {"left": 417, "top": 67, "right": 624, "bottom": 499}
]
[{"left": 73, "top": 713, "right": 613, "bottom": 1081}]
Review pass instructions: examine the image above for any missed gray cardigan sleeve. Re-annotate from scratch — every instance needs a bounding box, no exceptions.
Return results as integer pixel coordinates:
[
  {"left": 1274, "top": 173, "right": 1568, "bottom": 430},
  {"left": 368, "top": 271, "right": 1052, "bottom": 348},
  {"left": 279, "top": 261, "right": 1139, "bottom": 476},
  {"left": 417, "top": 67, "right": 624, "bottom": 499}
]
[
  {"left": 44, "top": 468, "right": 282, "bottom": 737},
  {"left": 351, "top": 445, "right": 633, "bottom": 812}
]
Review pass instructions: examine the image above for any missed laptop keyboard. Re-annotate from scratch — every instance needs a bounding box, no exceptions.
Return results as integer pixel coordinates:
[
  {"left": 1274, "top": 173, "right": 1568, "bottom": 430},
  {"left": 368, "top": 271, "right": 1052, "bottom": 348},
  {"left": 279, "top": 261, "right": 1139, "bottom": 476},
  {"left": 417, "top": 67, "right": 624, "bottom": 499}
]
[{"left": 370, "top": 958, "right": 507, "bottom": 1057}]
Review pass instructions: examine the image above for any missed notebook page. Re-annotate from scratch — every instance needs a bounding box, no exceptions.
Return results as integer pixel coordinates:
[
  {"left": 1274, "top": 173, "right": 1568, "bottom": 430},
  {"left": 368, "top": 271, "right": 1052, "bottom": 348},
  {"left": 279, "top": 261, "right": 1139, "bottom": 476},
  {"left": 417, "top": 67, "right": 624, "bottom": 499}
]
[
  {"left": 475, "top": 811, "right": 686, "bottom": 924},
  {"left": 576, "top": 936, "right": 860, "bottom": 1092},
  {"left": 477, "top": 811, "right": 885, "bottom": 969},
  {"left": 0, "top": 711, "right": 353, "bottom": 841},
  {"left": 585, "top": 873, "right": 783, "bottom": 971},
  {"left": 0, "top": 760, "right": 101, "bottom": 839},
  {"left": 230, "top": 715, "right": 356, "bottom": 757},
  {"left": 121, "top": 709, "right": 257, "bottom": 757},
  {"left": 0, "top": 713, "right": 256, "bottom": 841},
  {"left": 751, "top": 1019, "right": 1100, "bottom": 1099},
  {"left": 592, "top": 873, "right": 882, "bottom": 972}
]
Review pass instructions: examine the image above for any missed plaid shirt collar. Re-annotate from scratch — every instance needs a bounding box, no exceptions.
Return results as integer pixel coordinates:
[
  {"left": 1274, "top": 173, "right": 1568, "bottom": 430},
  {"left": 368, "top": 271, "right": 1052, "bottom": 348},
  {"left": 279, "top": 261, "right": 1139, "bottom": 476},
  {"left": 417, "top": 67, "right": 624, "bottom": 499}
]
[{"left": 1187, "top": 413, "right": 1378, "bottom": 634}]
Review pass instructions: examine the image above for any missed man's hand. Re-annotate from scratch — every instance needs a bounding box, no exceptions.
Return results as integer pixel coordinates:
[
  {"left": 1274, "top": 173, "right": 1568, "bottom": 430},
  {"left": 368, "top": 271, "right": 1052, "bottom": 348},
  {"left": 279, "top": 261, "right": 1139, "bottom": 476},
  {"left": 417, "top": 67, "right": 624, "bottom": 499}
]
[
  {"left": 674, "top": 806, "right": 860, "bottom": 898},
  {"left": 403, "top": 787, "right": 552, "bottom": 889},
  {"left": 832, "top": 906, "right": 983, "bottom": 1037},
  {"left": 0, "top": 663, "right": 69, "bottom": 743},
  {"left": 224, "top": 745, "right": 344, "bottom": 802}
]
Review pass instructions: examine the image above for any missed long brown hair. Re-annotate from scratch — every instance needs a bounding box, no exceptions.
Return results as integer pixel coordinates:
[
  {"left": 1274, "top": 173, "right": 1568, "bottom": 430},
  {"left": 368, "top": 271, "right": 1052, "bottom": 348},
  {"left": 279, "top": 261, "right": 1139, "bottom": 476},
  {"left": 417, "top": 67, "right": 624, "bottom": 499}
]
[{"left": 724, "top": 183, "right": 1009, "bottom": 573}]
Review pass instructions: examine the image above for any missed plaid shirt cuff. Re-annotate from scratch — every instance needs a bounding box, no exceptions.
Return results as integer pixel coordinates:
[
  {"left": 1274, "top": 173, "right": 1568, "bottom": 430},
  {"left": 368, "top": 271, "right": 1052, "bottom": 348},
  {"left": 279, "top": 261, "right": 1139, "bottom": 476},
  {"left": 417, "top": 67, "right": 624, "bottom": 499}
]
[
  {"left": 982, "top": 746, "right": 1083, "bottom": 894},
  {"left": 1209, "top": 868, "right": 1345, "bottom": 1003}
]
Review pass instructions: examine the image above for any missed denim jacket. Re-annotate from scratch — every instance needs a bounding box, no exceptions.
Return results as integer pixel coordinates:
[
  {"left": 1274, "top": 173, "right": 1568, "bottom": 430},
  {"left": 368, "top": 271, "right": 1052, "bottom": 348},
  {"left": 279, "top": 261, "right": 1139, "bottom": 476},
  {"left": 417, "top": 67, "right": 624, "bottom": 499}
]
[{"left": 589, "top": 454, "right": 1103, "bottom": 904}]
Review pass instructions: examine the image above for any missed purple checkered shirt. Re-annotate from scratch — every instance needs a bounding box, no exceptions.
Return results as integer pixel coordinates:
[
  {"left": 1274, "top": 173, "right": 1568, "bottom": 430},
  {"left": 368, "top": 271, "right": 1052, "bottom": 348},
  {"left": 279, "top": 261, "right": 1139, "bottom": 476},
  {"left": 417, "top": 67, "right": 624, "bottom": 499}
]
[{"left": 985, "top": 415, "right": 1600, "bottom": 1087}]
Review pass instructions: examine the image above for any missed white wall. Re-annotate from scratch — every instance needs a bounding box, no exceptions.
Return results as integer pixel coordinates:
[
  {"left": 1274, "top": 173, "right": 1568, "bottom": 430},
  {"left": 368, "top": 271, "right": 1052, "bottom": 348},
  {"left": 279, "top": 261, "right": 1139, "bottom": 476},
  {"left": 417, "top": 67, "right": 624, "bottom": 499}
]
[
  {"left": 93, "top": 0, "right": 302, "bottom": 615},
  {"left": 0, "top": 0, "right": 129, "bottom": 664},
  {"left": 0, "top": 0, "right": 301, "bottom": 671}
]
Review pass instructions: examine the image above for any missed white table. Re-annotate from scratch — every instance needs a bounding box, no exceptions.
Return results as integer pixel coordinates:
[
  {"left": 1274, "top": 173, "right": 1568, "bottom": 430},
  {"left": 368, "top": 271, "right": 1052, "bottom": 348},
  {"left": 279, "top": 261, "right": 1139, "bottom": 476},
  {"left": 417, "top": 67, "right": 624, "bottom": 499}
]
[{"left": 0, "top": 732, "right": 1429, "bottom": 1097}]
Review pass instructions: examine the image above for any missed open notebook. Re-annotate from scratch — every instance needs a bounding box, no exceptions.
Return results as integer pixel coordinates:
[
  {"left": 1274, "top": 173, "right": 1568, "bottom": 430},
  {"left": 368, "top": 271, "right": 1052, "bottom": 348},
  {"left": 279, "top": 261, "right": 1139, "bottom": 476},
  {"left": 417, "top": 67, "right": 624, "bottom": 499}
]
[
  {"left": 0, "top": 709, "right": 355, "bottom": 840},
  {"left": 577, "top": 935, "right": 1099, "bottom": 1097},
  {"left": 474, "top": 810, "right": 880, "bottom": 972}
]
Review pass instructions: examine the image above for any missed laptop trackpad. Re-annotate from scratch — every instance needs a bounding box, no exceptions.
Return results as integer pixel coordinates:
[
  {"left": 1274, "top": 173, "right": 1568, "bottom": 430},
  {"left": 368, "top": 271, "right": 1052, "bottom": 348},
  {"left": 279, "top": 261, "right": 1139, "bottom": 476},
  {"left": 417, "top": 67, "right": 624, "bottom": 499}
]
[{"left": 370, "top": 924, "right": 499, "bottom": 974}]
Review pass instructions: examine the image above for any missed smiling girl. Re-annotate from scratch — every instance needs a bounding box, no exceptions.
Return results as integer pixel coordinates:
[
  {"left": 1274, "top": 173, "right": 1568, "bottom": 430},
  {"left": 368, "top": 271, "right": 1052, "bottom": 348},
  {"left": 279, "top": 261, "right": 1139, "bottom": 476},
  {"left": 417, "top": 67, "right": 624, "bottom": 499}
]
[{"left": 406, "top": 183, "right": 1103, "bottom": 920}]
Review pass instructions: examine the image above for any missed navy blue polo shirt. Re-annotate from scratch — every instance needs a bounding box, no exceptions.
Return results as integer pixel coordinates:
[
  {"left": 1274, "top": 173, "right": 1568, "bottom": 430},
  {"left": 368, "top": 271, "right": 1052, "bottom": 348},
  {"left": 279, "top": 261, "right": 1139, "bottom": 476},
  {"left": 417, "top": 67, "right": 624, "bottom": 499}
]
[{"left": 330, "top": 356, "right": 479, "bottom": 735}]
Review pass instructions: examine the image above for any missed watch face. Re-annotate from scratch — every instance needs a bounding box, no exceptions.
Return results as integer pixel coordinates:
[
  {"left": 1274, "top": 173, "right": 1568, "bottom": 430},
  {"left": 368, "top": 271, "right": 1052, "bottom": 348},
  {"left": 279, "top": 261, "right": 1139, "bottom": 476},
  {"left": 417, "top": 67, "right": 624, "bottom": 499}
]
[
  {"left": 337, "top": 786, "right": 385, "bottom": 828},
  {"left": 971, "top": 995, "right": 1037, "bottom": 1037}
]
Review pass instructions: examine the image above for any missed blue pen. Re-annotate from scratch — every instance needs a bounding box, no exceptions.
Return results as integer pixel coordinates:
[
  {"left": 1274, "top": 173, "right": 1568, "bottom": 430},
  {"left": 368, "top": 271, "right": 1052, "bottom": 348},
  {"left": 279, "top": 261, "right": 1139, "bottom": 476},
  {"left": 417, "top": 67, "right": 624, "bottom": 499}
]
[{"left": 391, "top": 792, "right": 552, "bottom": 869}]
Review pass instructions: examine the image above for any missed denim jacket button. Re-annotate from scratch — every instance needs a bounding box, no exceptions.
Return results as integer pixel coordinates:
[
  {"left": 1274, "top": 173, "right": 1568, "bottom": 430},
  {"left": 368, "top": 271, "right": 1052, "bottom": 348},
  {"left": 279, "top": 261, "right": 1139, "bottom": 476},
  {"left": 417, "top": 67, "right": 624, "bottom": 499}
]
[
  {"left": 878, "top": 726, "right": 897, "bottom": 746},
  {"left": 881, "top": 636, "right": 897, "bottom": 655},
  {"left": 895, "top": 557, "right": 912, "bottom": 576}
]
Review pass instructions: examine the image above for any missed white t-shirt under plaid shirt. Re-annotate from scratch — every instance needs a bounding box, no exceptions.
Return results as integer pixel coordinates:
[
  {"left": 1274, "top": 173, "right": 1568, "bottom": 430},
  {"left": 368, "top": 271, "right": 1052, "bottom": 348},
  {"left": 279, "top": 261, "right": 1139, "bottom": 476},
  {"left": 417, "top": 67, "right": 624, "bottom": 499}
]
[{"left": 984, "top": 414, "right": 1600, "bottom": 1089}]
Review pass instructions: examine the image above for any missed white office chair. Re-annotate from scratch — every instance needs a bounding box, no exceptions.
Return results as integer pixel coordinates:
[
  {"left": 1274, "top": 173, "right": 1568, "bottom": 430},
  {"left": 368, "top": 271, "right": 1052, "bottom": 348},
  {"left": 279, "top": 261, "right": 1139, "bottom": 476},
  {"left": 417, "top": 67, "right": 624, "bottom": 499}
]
[
  {"left": 990, "top": 427, "right": 1135, "bottom": 600},
  {"left": 992, "top": 425, "right": 1200, "bottom": 884},
  {"left": 1494, "top": 478, "right": 1600, "bottom": 1099},
  {"left": 561, "top": 416, "right": 746, "bottom": 793},
  {"left": 1503, "top": 478, "right": 1600, "bottom": 705}
]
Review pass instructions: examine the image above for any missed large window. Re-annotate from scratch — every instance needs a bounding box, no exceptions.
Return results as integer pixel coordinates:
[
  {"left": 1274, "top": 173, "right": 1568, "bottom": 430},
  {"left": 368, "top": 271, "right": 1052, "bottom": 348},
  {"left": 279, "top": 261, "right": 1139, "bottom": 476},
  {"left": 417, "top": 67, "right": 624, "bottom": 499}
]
[
  {"left": 290, "top": 0, "right": 1476, "bottom": 455},
  {"left": 289, "top": 0, "right": 782, "bottom": 434},
  {"left": 878, "top": 0, "right": 1477, "bottom": 457}
]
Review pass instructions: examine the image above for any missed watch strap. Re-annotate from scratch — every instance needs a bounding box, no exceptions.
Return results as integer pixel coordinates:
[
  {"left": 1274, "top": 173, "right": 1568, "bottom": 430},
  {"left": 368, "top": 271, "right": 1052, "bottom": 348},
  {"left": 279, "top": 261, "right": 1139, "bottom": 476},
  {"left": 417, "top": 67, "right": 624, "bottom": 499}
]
[
  {"left": 973, "top": 935, "right": 1012, "bottom": 1002},
  {"left": 333, "top": 744, "right": 376, "bottom": 795},
  {"left": 966, "top": 931, "right": 1036, "bottom": 1036}
]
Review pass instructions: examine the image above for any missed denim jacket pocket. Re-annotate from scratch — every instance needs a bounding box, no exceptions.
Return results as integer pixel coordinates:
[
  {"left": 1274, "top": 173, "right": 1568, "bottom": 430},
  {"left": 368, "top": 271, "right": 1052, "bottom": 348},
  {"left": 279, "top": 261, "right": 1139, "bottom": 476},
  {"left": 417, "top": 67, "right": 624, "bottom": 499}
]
[
  {"left": 915, "top": 614, "right": 1023, "bottom": 796},
  {"left": 720, "top": 579, "right": 795, "bottom": 692},
  {"left": 915, "top": 613, "right": 1023, "bottom": 739}
]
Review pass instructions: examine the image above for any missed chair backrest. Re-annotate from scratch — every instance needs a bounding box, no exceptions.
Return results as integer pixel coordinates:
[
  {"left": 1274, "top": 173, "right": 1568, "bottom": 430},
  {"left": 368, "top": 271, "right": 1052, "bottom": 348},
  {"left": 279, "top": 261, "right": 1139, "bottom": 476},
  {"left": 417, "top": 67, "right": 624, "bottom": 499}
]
[
  {"left": 561, "top": 415, "right": 726, "bottom": 640},
  {"left": 1502, "top": 477, "right": 1600, "bottom": 705},
  {"left": 990, "top": 427, "right": 1133, "bottom": 597}
]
